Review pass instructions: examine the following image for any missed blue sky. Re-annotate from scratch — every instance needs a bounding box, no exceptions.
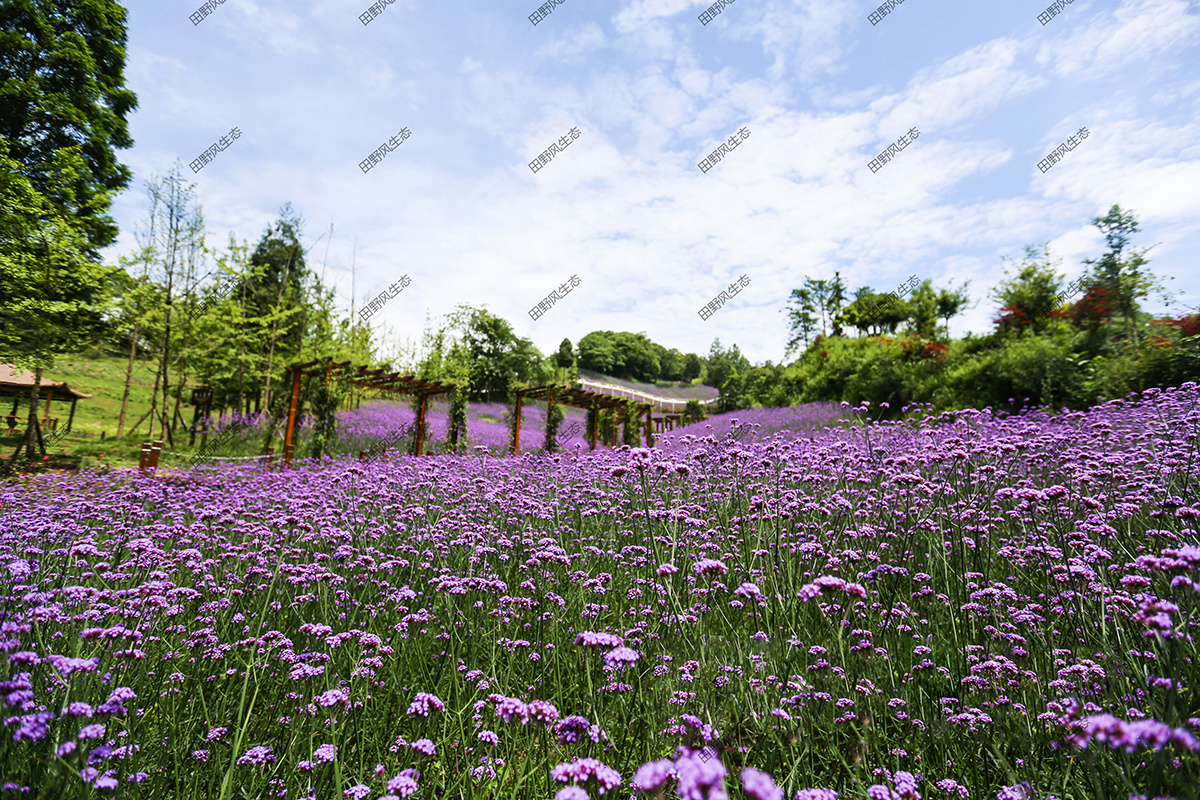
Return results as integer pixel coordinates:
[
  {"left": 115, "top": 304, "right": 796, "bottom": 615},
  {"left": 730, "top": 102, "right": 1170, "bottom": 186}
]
[{"left": 106, "top": 0, "right": 1200, "bottom": 366}]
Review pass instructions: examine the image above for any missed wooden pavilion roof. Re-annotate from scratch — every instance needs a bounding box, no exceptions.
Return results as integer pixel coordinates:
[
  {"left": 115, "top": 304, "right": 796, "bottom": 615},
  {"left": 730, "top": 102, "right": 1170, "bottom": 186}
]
[{"left": 0, "top": 364, "right": 93, "bottom": 401}]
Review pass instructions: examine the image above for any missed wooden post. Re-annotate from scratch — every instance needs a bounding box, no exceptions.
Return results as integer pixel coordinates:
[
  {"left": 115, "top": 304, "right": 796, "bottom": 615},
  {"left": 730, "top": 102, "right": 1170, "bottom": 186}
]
[
  {"left": 643, "top": 404, "right": 653, "bottom": 447},
  {"left": 415, "top": 393, "right": 427, "bottom": 456},
  {"left": 151, "top": 440, "right": 163, "bottom": 472},
  {"left": 139, "top": 443, "right": 152, "bottom": 474},
  {"left": 512, "top": 390, "right": 523, "bottom": 455},
  {"left": 66, "top": 398, "right": 77, "bottom": 433},
  {"left": 589, "top": 404, "right": 598, "bottom": 450},
  {"left": 283, "top": 367, "right": 303, "bottom": 468},
  {"left": 544, "top": 386, "right": 555, "bottom": 452},
  {"left": 265, "top": 446, "right": 275, "bottom": 470}
]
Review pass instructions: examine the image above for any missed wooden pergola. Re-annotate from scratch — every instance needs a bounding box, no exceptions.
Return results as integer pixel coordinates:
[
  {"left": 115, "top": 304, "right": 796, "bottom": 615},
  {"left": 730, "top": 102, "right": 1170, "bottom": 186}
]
[
  {"left": 282, "top": 360, "right": 457, "bottom": 466},
  {"left": 655, "top": 413, "right": 686, "bottom": 432},
  {"left": 0, "top": 363, "right": 92, "bottom": 436},
  {"left": 512, "top": 384, "right": 653, "bottom": 453}
]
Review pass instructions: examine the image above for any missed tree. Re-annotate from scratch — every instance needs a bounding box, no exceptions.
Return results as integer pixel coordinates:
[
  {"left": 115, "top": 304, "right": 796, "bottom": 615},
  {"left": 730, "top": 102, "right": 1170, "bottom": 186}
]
[
  {"left": 0, "top": 0, "right": 137, "bottom": 259},
  {"left": 448, "top": 305, "right": 543, "bottom": 402},
  {"left": 837, "top": 287, "right": 878, "bottom": 337},
  {"left": 843, "top": 288, "right": 908, "bottom": 337},
  {"left": 556, "top": 338, "right": 575, "bottom": 372},
  {"left": 578, "top": 331, "right": 619, "bottom": 375},
  {"left": 904, "top": 280, "right": 941, "bottom": 340},
  {"left": 660, "top": 348, "right": 684, "bottom": 382},
  {"left": 136, "top": 165, "right": 205, "bottom": 445},
  {"left": 444, "top": 340, "right": 471, "bottom": 450},
  {"left": 783, "top": 287, "right": 819, "bottom": 358},
  {"left": 936, "top": 281, "right": 971, "bottom": 336},
  {"left": 704, "top": 339, "right": 752, "bottom": 411},
  {"left": 576, "top": 331, "right": 665, "bottom": 381},
  {"left": 681, "top": 353, "right": 703, "bottom": 382},
  {"left": 827, "top": 271, "right": 848, "bottom": 337},
  {"left": 1080, "top": 204, "right": 1167, "bottom": 346},
  {"left": 243, "top": 204, "right": 308, "bottom": 415},
  {"left": 991, "top": 244, "right": 1065, "bottom": 338},
  {"left": 0, "top": 140, "right": 118, "bottom": 460},
  {"left": 612, "top": 332, "right": 660, "bottom": 382},
  {"left": 0, "top": 0, "right": 136, "bottom": 461}
]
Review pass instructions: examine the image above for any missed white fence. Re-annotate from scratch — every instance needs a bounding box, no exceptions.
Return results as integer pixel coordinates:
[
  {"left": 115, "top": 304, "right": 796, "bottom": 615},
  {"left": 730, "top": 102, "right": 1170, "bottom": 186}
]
[{"left": 574, "top": 377, "right": 719, "bottom": 413}]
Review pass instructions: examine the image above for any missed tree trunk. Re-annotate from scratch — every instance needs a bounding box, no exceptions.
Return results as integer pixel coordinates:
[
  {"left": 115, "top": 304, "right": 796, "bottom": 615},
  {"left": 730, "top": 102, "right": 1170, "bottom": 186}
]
[
  {"left": 170, "top": 336, "right": 190, "bottom": 439},
  {"left": 146, "top": 354, "right": 163, "bottom": 440},
  {"left": 128, "top": 405, "right": 154, "bottom": 437},
  {"left": 23, "top": 368, "right": 44, "bottom": 461},
  {"left": 116, "top": 325, "right": 140, "bottom": 440}
]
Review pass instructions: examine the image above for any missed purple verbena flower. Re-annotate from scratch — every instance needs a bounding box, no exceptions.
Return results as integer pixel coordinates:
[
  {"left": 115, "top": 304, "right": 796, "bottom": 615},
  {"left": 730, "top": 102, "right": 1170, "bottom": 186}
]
[
  {"left": 694, "top": 559, "right": 728, "bottom": 577},
  {"left": 794, "top": 791, "right": 839, "bottom": 800},
  {"left": 235, "top": 745, "right": 276, "bottom": 766},
  {"left": 78, "top": 724, "right": 106, "bottom": 740},
  {"left": 632, "top": 759, "right": 675, "bottom": 793},
  {"left": 742, "top": 767, "right": 783, "bottom": 800},
  {"left": 575, "top": 631, "right": 623, "bottom": 648},
  {"left": 406, "top": 692, "right": 444, "bottom": 716}
]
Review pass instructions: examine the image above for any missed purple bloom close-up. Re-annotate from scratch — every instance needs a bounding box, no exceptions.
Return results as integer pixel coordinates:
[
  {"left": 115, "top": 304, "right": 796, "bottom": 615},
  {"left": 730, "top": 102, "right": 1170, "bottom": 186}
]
[
  {"left": 742, "top": 767, "right": 783, "bottom": 800},
  {"left": 235, "top": 745, "right": 276, "bottom": 766},
  {"left": 631, "top": 758, "right": 675, "bottom": 793}
]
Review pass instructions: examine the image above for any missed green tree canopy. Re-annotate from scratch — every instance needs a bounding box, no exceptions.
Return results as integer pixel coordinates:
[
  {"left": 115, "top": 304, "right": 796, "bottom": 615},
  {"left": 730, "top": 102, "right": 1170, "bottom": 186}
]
[
  {"left": 448, "top": 304, "right": 544, "bottom": 401},
  {"left": 1080, "top": 204, "right": 1167, "bottom": 345},
  {"left": 0, "top": 0, "right": 137, "bottom": 258},
  {"left": 992, "top": 244, "right": 1067, "bottom": 338},
  {"left": 0, "top": 140, "right": 116, "bottom": 366},
  {"left": 578, "top": 331, "right": 618, "bottom": 374},
  {"left": 555, "top": 338, "right": 574, "bottom": 370},
  {"left": 577, "top": 330, "right": 663, "bottom": 382},
  {"left": 904, "top": 279, "right": 941, "bottom": 340}
]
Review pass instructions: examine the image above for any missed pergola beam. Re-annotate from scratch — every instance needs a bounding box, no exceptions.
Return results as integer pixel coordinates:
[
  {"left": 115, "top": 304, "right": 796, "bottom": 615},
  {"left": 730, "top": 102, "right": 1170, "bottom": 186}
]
[
  {"left": 282, "top": 361, "right": 457, "bottom": 467},
  {"left": 511, "top": 384, "right": 653, "bottom": 454}
]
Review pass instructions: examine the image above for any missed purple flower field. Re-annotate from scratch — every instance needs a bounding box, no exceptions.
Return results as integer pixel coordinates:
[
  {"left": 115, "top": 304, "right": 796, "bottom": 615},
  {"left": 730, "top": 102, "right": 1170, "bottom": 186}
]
[
  {"left": 254, "top": 399, "right": 595, "bottom": 460},
  {"left": 2, "top": 387, "right": 1199, "bottom": 799}
]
